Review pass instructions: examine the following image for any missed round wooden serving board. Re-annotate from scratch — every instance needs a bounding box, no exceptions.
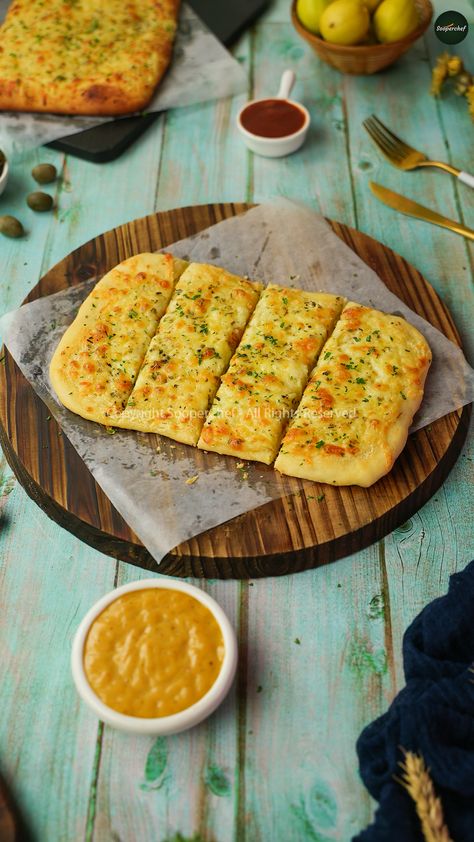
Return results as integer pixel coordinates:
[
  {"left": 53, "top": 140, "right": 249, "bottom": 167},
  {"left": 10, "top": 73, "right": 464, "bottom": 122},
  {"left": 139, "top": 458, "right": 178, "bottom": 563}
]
[{"left": 0, "top": 204, "right": 470, "bottom": 578}]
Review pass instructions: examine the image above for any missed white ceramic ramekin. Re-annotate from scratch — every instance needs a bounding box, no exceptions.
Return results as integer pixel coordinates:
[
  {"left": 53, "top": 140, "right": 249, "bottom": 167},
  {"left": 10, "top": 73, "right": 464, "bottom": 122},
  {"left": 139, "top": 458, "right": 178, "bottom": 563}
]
[
  {"left": 0, "top": 154, "right": 9, "bottom": 197},
  {"left": 71, "top": 578, "right": 238, "bottom": 735},
  {"left": 236, "top": 69, "right": 310, "bottom": 158}
]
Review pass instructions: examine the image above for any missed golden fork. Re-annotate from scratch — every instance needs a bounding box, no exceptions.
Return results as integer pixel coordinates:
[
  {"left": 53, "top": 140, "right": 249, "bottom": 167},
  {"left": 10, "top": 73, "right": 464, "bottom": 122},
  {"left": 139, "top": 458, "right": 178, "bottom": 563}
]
[{"left": 363, "top": 114, "right": 474, "bottom": 189}]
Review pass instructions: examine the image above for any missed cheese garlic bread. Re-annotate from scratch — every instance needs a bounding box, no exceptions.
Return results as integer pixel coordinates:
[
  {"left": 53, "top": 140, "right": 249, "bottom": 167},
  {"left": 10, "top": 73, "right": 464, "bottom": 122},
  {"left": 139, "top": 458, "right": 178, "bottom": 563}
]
[
  {"left": 0, "top": 0, "right": 180, "bottom": 115},
  {"left": 275, "top": 302, "right": 431, "bottom": 486},
  {"left": 50, "top": 254, "right": 186, "bottom": 425},
  {"left": 198, "top": 285, "right": 345, "bottom": 464},
  {"left": 116, "top": 264, "right": 262, "bottom": 445},
  {"left": 51, "top": 254, "right": 431, "bottom": 487}
]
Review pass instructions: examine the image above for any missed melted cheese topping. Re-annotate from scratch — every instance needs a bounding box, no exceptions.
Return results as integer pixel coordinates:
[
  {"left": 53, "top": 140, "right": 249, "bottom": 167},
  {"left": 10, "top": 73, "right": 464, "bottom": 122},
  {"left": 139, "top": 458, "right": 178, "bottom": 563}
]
[
  {"left": 0, "top": 0, "right": 179, "bottom": 115},
  {"left": 116, "top": 263, "right": 262, "bottom": 445},
  {"left": 84, "top": 588, "right": 224, "bottom": 718},
  {"left": 275, "top": 302, "right": 431, "bottom": 486},
  {"left": 49, "top": 254, "right": 186, "bottom": 425},
  {"left": 198, "top": 286, "right": 345, "bottom": 463}
]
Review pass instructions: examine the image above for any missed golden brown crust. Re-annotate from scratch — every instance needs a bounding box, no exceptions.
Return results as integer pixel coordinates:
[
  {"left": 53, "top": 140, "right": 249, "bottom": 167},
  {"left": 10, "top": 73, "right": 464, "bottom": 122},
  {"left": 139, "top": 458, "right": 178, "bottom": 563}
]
[
  {"left": 275, "top": 302, "right": 432, "bottom": 487},
  {"left": 49, "top": 254, "right": 186, "bottom": 425},
  {"left": 0, "top": 0, "right": 180, "bottom": 115}
]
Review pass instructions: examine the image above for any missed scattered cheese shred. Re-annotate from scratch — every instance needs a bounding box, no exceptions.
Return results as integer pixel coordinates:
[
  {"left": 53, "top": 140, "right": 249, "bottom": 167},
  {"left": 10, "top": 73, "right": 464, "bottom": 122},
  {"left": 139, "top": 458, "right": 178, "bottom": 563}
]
[{"left": 185, "top": 475, "right": 199, "bottom": 485}]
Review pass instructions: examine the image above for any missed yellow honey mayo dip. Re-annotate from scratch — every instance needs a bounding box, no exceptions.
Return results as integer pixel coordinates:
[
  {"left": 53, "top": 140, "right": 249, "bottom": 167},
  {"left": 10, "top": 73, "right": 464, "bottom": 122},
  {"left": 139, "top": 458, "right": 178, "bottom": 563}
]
[{"left": 83, "top": 588, "right": 225, "bottom": 718}]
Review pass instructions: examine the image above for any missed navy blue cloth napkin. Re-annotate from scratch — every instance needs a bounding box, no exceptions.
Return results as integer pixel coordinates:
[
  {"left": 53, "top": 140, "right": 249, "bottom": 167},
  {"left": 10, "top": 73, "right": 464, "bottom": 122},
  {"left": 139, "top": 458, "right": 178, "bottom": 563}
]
[{"left": 354, "top": 560, "right": 474, "bottom": 842}]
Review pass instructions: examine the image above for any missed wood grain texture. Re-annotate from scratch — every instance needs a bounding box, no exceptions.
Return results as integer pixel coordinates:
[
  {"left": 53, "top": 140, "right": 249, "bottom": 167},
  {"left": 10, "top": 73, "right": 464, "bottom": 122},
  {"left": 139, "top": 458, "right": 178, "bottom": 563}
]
[
  {"left": 0, "top": 0, "right": 472, "bottom": 839},
  {"left": 0, "top": 204, "right": 469, "bottom": 578}
]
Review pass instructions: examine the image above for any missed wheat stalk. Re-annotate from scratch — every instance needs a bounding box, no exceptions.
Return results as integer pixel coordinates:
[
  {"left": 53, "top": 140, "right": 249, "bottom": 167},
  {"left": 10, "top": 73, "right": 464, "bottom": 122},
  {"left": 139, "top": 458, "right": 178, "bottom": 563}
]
[{"left": 396, "top": 750, "right": 454, "bottom": 842}]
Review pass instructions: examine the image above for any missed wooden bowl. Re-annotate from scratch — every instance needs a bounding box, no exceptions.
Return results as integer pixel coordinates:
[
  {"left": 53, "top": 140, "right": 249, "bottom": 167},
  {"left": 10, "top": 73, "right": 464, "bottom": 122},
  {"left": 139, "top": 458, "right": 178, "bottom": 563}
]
[{"left": 291, "top": 0, "right": 433, "bottom": 75}]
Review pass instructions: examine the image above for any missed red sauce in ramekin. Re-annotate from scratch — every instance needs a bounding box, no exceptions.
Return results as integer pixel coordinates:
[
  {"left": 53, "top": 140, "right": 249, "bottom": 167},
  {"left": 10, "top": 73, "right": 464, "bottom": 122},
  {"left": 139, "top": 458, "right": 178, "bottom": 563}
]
[{"left": 240, "top": 99, "right": 306, "bottom": 138}]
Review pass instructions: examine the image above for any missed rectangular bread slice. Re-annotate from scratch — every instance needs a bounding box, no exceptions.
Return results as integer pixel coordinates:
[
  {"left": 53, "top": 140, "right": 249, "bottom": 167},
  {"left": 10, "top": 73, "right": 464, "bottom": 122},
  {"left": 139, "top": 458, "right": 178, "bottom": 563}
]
[
  {"left": 197, "top": 285, "right": 345, "bottom": 464},
  {"left": 116, "top": 263, "right": 262, "bottom": 445},
  {"left": 274, "top": 302, "right": 432, "bottom": 487},
  {"left": 0, "top": 0, "right": 180, "bottom": 115},
  {"left": 50, "top": 254, "right": 186, "bottom": 425}
]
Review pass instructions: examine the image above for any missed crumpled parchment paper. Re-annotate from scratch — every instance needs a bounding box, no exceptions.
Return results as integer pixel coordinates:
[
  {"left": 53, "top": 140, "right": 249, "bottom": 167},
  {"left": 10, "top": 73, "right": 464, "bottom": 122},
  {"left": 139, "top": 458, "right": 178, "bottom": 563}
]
[
  {"left": 1, "top": 199, "right": 472, "bottom": 564},
  {"left": 0, "top": 2, "right": 246, "bottom": 155}
]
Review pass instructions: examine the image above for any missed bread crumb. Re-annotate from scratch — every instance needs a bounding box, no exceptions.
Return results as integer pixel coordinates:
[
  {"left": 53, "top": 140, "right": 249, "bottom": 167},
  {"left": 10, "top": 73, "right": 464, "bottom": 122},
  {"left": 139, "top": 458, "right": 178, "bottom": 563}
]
[{"left": 185, "top": 475, "right": 199, "bottom": 485}]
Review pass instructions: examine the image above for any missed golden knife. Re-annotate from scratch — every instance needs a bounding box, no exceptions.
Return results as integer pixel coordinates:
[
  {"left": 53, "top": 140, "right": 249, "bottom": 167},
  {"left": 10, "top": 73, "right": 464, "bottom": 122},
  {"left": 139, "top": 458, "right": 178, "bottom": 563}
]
[{"left": 369, "top": 181, "right": 474, "bottom": 241}]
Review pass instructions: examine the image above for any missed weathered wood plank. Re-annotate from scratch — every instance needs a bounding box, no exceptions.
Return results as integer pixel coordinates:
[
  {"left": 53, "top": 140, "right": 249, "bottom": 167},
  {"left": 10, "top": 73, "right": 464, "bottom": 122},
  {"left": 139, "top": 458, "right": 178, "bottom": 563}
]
[
  {"left": 383, "top": 432, "right": 473, "bottom": 690},
  {"left": 240, "top": 550, "right": 390, "bottom": 841},
  {"left": 154, "top": 38, "right": 250, "bottom": 211},
  {"left": 0, "top": 147, "right": 65, "bottom": 318},
  {"left": 0, "top": 469, "right": 116, "bottom": 840}
]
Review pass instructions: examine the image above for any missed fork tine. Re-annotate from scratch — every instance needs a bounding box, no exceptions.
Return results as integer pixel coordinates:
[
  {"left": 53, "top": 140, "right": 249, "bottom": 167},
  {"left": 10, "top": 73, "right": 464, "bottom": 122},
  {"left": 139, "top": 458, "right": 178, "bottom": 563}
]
[
  {"left": 363, "top": 118, "right": 405, "bottom": 162},
  {"left": 371, "top": 126, "right": 413, "bottom": 161},
  {"left": 364, "top": 116, "right": 402, "bottom": 151},
  {"left": 370, "top": 115, "right": 414, "bottom": 157},
  {"left": 368, "top": 125, "right": 405, "bottom": 160},
  {"left": 364, "top": 118, "right": 407, "bottom": 162}
]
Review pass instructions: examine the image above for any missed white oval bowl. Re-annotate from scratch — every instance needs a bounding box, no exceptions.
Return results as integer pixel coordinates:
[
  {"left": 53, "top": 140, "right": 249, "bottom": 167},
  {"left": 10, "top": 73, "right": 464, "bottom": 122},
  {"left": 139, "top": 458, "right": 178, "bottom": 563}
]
[
  {"left": 236, "top": 98, "right": 310, "bottom": 158},
  {"left": 71, "top": 578, "right": 238, "bottom": 735},
  {"left": 0, "top": 155, "right": 9, "bottom": 197}
]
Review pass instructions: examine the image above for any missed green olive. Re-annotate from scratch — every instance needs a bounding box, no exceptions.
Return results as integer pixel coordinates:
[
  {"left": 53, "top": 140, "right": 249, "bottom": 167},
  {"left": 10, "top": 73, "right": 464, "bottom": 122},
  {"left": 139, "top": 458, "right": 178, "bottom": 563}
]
[
  {"left": 27, "top": 191, "right": 53, "bottom": 212},
  {"left": 31, "top": 163, "right": 57, "bottom": 184},
  {"left": 0, "top": 215, "right": 24, "bottom": 238}
]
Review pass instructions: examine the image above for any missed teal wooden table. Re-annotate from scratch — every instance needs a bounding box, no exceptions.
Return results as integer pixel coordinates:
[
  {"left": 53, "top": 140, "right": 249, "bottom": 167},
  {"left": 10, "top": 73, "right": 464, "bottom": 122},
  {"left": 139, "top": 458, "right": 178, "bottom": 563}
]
[{"left": 0, "top": 1, "right": 472, "bottom": 839}]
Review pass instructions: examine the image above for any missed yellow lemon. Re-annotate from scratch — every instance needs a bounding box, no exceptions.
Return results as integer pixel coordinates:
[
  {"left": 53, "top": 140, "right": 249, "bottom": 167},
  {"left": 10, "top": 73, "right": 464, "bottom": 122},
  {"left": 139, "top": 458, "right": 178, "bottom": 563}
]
[
  {"left": 320, "top": 0, "right": 370, "bottom": 45},
  {"left": 296, "top": 0, "right": 333, "bottom": 34},
  {"left": 373, "top": 0, "right": 419, "bottom": 43}
]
